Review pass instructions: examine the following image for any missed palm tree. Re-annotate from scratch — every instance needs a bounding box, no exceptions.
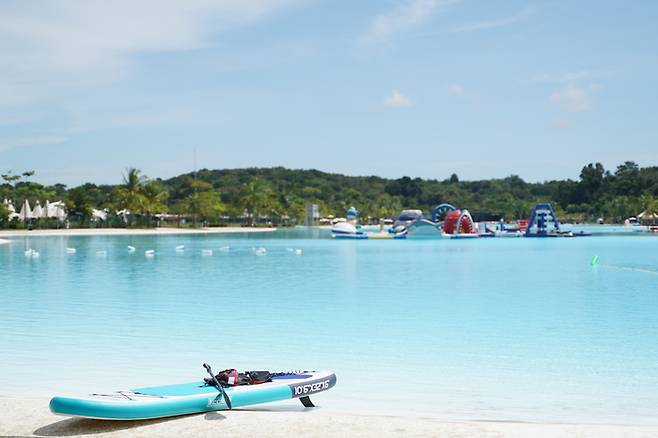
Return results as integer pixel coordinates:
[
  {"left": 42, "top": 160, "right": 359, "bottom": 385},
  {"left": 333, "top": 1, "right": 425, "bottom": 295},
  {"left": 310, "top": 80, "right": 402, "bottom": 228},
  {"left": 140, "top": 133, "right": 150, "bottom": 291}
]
[
  {"left": 112, "top": 168, "right": 148, "bottom": 226},
  {"left": 240, "top": 178, "right": 277, "bottom": 226},
  {"left": 140, "top": 181, "right": 168, "bottom": 226},
  {"left": 123, "top": 167, "right": 146, "bottom": 193},
  {"left": 640, "top": 194, "right": 658, "bottom": 225},
  {"left": 2, "top": 171, "right": 22, "bottom": 206},
  {"left": 21, "top": 170, "right": 35, "bottom": 183}
]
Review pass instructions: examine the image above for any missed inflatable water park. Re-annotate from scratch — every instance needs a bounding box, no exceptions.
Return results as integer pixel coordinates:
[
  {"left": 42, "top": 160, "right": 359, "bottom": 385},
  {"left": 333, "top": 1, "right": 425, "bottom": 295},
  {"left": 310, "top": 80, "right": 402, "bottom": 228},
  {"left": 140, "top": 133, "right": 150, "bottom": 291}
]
[
  {"left": 331, "top": 207, "right": 407, "bottom": 239},
  {"left": 50, "top": 365, "right": 336, "bottom": 420},
  {"left": 331, "top": 203, "right": 592, "bottom": 240}
]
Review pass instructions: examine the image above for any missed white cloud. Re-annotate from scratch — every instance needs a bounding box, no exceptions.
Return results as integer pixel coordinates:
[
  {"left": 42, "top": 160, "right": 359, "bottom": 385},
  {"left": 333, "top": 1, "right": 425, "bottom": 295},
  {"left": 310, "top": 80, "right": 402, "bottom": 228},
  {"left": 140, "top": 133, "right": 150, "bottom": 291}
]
[
  {"left": 533, "top": 70, "right": 615, "bottom": 83},
  {"left": 450, "top": 7, "right": 532, "bottom": 33},
  {"left": 0, "top": 0, "right": 299, "bottom": 107},
  {"left": 383, "top": 90, "right": 413, "bottom": 108},
  {"left": 550, "top": 86, "right": 591, "bottom": 113},
  {"left": 362, "top": 0, "right": 457, "bottom": 44},
  {"left": 448, "top": 84, "right": 464, "bottom": 94},
  {"left": 0, "top": 136, "right": 67, "bottom": 153}
]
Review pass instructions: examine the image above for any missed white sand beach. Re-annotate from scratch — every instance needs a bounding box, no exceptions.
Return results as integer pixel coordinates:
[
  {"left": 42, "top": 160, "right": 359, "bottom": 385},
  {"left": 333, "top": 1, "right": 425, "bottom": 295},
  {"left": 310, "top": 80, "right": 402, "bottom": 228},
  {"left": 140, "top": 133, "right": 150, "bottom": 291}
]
[
  {"left": 1, "top": 398, "right": 657, "bottom": 438},
  {"left": 0, "top": 227, "right": 276, "bottom": 238}
]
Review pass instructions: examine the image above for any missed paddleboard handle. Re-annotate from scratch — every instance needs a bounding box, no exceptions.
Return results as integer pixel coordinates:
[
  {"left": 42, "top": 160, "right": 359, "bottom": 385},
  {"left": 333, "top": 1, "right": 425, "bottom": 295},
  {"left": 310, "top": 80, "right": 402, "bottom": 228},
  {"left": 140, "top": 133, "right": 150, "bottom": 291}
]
[{"left": 203, "top": 363, "right": 232, "bottom": 410}]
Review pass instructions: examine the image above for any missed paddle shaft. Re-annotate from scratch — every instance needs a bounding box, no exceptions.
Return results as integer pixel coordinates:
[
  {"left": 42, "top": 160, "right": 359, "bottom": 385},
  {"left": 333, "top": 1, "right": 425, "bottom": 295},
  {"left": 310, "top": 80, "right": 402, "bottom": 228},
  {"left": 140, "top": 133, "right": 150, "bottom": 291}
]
[{"left": 203, "top": 363, "right": 232, "bottom": 409}]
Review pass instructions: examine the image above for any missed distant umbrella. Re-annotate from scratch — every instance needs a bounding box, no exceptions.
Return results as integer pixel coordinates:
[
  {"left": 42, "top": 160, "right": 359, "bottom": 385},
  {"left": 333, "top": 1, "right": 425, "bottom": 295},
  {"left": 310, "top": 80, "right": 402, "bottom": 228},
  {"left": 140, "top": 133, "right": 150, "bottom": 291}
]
[
  {"left": 45, "top": 200, "right": 60, "bottom": 218},
  {"left": 32, "top": 201, "right": 44, "bottom": 219},
  {"left": 56, "top": 205, "right": 67, "bottom": 221},
  {"left": 3, "top": 199, "right": 15, "bottom": 214},
  {"left": 18, "top": 200, "right": 32, "bottom": 222}
]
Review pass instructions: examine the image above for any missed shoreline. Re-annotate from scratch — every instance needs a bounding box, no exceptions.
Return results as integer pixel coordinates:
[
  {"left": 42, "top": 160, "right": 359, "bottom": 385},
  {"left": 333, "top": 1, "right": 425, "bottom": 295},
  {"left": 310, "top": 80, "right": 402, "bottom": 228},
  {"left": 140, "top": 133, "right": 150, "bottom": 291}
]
[
  {"left": 1, "top": 398, "right": 657, "bottom": 438},
  {"left": 0, "top": 227, "right": 276, "bottom": 238}
]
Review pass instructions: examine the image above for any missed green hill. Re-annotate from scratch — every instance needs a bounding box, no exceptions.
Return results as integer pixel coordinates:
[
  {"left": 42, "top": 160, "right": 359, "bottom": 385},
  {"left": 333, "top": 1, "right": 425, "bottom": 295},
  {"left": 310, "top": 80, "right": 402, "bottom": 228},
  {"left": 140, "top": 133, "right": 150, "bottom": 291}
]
[{"left": 2, "top": 161, "right": 657, "bottom": 227}]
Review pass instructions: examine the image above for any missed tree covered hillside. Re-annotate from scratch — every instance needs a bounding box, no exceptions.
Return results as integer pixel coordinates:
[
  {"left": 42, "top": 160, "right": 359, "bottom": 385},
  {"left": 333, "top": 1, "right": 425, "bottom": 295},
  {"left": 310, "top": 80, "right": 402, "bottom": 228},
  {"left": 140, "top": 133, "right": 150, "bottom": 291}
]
[{"left": 2, "top": 161, "right": 658, "bottom": 227}]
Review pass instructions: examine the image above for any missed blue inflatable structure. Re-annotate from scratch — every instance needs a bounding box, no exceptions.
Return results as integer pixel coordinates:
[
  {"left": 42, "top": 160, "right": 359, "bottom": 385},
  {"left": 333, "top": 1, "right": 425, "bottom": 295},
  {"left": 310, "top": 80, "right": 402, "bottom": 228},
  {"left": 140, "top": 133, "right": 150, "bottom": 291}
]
[
  {"left": 525, "top": 203, "right": 561, "bottom": 237},
  {"left": 430, "top": 203, "right": 456, "bottom": 223}
]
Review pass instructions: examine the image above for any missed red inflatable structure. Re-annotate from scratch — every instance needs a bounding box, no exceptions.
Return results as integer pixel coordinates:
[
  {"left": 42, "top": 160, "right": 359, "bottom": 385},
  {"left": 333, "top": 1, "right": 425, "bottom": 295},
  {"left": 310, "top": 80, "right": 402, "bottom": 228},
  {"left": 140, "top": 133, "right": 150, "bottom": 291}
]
[
  {"left": 518, "top": 219, "right": 528, "bottom": 233},
  {"left": 443, "top": 210, "right": 476, "bottom": 235}
]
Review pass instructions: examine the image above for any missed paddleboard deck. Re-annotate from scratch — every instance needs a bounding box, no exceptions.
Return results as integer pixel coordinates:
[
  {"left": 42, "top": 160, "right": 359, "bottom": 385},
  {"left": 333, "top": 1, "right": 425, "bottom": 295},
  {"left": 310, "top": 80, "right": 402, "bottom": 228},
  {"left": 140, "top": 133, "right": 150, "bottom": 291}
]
[{"left": 50, "top": 370, "right": 336, "bottom": 420}]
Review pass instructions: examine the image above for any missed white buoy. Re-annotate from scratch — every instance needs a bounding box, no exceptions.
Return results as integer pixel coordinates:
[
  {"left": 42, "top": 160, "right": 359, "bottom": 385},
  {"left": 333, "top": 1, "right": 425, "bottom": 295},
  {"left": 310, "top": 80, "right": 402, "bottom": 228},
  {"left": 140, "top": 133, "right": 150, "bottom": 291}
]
[
  {"left": 96, "top": 250, "right": 107, "bottom": 257},
  {"left": 201, "top": 249, "right": 213, "bottom": 256},
  {"left": 255, "top": 247, "right": 267, "bottom": 256},
  {"left": 24, "top": 249, "right": 34, "bottom": 257},
  {"left": 175, "top": 245, "right": 185, "bottom": 252},
  {"left": 219, "top": 246, "right": 230, "bottom": 252},
  {"left": 127, "top": 246, "right": 136, "bottom": 253},
  {"left": 66, "top": 248, "right": 77, "bottom": 254},
  {"left": 294, "top": 249, "right": 303, "bottom": 255},
  {"left": 145, "top": 249, "right": 155, "bottom": 257}
]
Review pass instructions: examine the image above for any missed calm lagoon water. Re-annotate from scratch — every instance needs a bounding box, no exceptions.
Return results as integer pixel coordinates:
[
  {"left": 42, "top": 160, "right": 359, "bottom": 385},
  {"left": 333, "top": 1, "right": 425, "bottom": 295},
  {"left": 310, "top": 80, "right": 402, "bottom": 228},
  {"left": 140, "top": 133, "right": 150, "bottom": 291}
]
[{"left": 1, "top": 228, "right": 658, "bottom": 424}]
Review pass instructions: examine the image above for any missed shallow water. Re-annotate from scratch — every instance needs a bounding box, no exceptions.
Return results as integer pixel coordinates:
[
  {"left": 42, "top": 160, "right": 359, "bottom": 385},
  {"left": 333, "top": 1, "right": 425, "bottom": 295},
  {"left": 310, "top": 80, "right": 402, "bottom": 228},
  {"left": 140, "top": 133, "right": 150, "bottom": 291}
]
[{"left": 1, "top": 228, "right": 657, "bottom": 424}]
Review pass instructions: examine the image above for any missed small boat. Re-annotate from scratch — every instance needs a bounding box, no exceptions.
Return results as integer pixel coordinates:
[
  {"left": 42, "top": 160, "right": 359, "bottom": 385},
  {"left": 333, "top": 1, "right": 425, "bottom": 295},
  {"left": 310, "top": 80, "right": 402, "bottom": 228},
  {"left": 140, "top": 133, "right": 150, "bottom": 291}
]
[{"left": 50, "top": 369, "right": 336, "bottom": 420}]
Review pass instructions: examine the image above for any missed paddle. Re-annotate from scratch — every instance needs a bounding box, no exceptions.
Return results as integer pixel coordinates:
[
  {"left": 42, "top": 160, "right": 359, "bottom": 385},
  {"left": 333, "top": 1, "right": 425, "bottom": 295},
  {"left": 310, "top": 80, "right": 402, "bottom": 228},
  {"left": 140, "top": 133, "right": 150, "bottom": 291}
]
[{"left": 203, "top": 363, "right": 233, "bottom": 410}]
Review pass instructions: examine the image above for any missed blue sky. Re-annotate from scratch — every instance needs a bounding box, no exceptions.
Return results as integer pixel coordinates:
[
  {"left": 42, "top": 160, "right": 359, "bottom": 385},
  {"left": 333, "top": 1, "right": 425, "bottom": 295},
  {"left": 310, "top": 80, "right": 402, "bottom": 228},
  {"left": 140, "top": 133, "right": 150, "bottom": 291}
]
[{"left": 0, "top": 0, "right": 656, "bottom": 185}]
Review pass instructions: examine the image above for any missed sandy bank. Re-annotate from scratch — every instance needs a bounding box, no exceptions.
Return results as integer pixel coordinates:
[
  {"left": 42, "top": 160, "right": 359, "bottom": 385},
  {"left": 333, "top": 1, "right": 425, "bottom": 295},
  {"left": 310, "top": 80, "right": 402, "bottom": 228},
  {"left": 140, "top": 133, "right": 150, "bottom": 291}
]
[
  {"left": 0, "top": 227, "right": 276, "bottom": 238},
  {"left": 1, "top": 399, "right": 657, "bottom": 438}
]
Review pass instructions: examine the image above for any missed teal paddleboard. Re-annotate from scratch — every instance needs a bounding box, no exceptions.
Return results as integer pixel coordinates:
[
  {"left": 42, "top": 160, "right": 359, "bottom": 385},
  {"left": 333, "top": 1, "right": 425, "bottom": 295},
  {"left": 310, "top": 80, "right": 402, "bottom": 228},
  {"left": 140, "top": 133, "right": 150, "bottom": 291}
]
[{"left": 50, "top": 370, "right": 336, "bottom": 420}]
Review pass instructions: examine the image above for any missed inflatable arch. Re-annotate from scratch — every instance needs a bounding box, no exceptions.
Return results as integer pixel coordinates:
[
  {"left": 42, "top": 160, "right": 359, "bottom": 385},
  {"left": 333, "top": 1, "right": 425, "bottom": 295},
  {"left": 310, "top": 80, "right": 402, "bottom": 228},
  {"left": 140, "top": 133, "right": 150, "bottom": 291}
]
[{"left": 431, "top": 203, "right": 456, "bottom": 223}]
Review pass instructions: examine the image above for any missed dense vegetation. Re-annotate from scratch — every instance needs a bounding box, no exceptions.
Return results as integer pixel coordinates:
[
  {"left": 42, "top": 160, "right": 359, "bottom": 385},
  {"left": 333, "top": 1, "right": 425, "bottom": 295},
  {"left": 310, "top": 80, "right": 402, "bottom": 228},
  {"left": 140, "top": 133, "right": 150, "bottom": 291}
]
[{"left": 1, "top": 161, "right": 658, "bottom": 228}]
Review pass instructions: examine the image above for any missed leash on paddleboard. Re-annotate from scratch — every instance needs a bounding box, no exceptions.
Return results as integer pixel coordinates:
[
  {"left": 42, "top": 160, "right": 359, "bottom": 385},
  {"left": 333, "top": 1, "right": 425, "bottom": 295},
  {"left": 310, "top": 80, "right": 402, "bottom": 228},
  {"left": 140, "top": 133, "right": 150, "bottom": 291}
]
[{"left": 203, "top": 363, "right": 233, "bottom": 409}]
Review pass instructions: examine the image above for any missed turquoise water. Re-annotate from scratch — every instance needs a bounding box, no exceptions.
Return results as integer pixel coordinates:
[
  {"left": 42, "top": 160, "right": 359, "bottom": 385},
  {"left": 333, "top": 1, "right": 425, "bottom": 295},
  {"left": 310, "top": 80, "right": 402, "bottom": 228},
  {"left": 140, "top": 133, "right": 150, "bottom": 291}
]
[{"left": 1, "top": 228, "right": 658, "bottom": 424}]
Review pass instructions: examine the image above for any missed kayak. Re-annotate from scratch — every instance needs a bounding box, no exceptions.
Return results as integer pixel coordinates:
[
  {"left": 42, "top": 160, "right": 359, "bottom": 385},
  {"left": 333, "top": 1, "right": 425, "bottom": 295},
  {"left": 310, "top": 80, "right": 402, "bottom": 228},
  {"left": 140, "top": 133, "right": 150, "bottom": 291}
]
[{"left": 50, "top": 370, "right": 336, "bottom": 420}]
